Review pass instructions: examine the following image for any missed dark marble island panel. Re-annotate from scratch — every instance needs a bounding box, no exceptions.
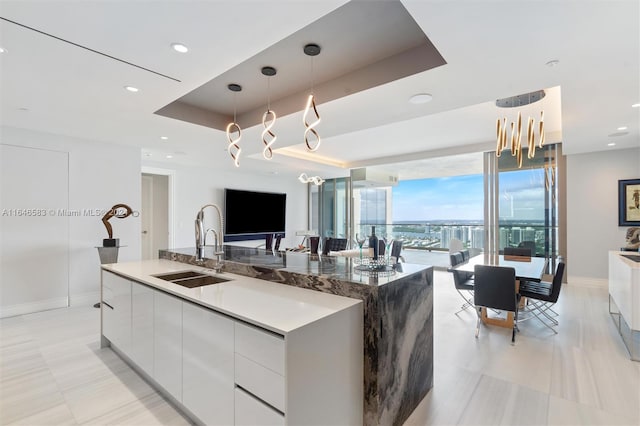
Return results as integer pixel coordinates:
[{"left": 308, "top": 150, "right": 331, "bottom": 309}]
[{"left": 160, "top": 246, "right": 433, "bottom": 426}]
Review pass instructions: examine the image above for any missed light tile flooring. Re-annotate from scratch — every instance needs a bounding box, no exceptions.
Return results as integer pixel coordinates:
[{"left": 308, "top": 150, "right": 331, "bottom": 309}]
[{"left": 1, "top": 271, "right": 639, "bottom": 425}]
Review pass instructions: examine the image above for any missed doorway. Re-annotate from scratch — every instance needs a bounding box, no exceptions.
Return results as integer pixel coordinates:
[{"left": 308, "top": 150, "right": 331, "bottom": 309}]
[{"left": 141, "top": 171, "right": 171, "bottom": 259}]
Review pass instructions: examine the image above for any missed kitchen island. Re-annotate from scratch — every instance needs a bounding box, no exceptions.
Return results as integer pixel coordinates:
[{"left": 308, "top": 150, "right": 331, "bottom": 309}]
[
  {"left": 160, "top": 246, "right": 434, "bottom": 426},
  {"left": 101, "top": 259, "right": 363, "bottom": 425}
]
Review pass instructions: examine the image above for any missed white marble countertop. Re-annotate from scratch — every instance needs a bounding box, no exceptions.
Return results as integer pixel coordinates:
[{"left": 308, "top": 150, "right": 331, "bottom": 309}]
[{"left": 102, "top": 259, "right": 361, "bottom": 335}]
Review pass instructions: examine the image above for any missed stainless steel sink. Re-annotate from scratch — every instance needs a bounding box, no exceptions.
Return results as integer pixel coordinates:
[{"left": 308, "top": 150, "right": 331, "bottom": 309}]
[
  {"left": 153, "top": 270, "right": 205, "bottom": 281},
  {"left": 152, "top": 270, "right": 230, "bottom": 288}
]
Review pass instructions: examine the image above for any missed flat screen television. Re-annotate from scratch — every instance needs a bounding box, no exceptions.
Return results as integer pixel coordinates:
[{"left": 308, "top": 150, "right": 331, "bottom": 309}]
[{"left": 224, "top": 188, "right": 286, "bottom": 242}]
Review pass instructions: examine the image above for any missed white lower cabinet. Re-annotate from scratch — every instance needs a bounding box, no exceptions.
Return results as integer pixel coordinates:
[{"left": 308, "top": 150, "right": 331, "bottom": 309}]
[
  {"left": 101, "top": 271, "right": 131, "bottom": 353},
  {"left": 101, "top": 268, "right": 363, "bottom": 426},
  {"left": 131, "top": 282, "right": 154, "bottom": 376},
  {"left": 182, "top": 301, "right": 234, "bottom": 425},
  {"left": 153, "top": 290, "right": 183, "bottom": 402},
  {"left": 235, "top": 386, "right": 285, "bottom": 426}
]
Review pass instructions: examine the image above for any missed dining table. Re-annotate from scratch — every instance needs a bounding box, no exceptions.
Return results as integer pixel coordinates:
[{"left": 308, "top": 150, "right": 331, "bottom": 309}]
[{"left": 453, "top": 253, "right": 549, "bottom": 328}]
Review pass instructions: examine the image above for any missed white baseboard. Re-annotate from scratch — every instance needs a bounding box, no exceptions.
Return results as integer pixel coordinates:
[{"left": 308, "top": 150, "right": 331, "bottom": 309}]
[
  {"left": 69, "top": 291, "right": 100, "bottom": 307},
  {"left": 0, "top": 297, "right": 68, "bottom": 319},
  {"left": 567, "top": 275, "right": 608, "bottom": 288}
]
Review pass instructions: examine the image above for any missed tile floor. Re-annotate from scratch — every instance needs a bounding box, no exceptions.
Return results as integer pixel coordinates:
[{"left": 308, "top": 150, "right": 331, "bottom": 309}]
[{"left": 1, "top": 271, "right": 638, "bottom": 425}]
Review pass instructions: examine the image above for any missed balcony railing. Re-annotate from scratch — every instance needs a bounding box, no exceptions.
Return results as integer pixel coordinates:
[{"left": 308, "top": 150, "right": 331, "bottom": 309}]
[{"left": 355, "top": 222, "right": 558, "bottom": 257}]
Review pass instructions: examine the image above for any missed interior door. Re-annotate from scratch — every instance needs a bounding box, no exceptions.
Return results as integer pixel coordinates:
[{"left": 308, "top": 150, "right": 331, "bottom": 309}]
[{"left": 141, "top": 175, "right": 153, "bottom": 260}]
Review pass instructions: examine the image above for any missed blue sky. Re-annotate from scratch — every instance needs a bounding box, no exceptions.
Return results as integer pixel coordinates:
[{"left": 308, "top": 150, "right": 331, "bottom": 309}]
[{"left": 392, "top": 170, "right": 547, "bottom": 222}]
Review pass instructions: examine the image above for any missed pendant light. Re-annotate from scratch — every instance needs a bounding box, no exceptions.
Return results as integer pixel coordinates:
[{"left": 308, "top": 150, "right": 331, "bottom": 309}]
[
  {"left": 225, "top": 83, "right": 242, "bottom": 167},
  {"left": 261, "top": 66, "right": 277, "bottom": 160},
  {"left": 303, "top": 43, "right": 321, "bottom": 152}
]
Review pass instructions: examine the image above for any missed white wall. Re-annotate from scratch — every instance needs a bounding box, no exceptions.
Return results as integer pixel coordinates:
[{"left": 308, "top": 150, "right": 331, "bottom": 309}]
[
  {"left": 566, "top": 147, "right": 640, "bottom": 282},
  {"left": 1, "top": 126, "right": 141, "bottom": 308},
  {"left": 142, "top": 161, "right": 308, "bottom": 251}
]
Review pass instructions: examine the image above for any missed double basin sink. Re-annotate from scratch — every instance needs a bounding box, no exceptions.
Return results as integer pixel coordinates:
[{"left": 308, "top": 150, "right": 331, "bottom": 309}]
[{"left": 152, "top": 270, "right": 230, "bottom": 288}]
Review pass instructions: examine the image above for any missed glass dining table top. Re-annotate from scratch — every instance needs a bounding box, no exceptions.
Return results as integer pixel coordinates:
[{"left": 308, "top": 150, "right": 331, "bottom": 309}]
[{"left": 453, "top": 253, "right": 548, "bottom": 282}]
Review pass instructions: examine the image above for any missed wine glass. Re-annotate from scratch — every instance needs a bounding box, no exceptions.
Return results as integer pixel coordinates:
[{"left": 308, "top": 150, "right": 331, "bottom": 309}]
[
  {"left": 384, "top": 234, "right": 394, "bottom": 264},
  {"left": 356, "top": 234, "right": 366, "bottom": 261}
]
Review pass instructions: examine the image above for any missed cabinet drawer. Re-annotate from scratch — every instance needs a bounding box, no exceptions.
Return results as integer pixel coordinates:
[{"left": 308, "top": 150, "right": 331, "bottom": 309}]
[
  {"left": 234, "top": 322, "right": 284, "bottom": 375},
  {"left": 235, "top": 386, "right": 284, "bottom": 426},
  {"left": 235, "top": 353, "right": 285, "bottom": 412}
]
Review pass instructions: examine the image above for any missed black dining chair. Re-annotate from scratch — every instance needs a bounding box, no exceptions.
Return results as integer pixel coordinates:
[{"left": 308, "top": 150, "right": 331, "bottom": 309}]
[
  {"left": 461, "top": 249, "right": 470, "bottom": 262},
  {"left": 474, "top": 265, "right": 520, "bottom": 344},
  {"left": 448, "top": 252, "right": 475, "bottom": 315},
  {"left": 322, "top": 237, "right": 348, "bottom": 255},
  {"left": 519, "top": 262, "right": 565, "bottom": 333},
  {"left": 504, "top": 247, "right": 532, "bottom": 257},
  {"left": 390, "top": 240, "right": 404, "bottom": 263}
]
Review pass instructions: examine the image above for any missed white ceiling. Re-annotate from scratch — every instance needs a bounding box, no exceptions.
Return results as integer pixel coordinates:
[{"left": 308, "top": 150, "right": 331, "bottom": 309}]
[{"left": 0, "top": 0, "right": 638, "bottom": 181}]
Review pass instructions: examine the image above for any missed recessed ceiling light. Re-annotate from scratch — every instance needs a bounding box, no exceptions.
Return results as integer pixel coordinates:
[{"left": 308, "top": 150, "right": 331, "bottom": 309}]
[
  {"left": 409, "top": 93, "right": 433, "bottom": 104},
  {"left": 124, "top": 86, "right": 139, "bottom": 92},
  {"left": 160, "top": 136, "right": 168, "bottom": 140},
  {"left": 166, "top": 154, "right": 173, "bottom": 159},
  {"left": 545, "top": 59, "right": 560, "bottom": 67},
  {"left": 618, "top": 126, "right": 628, "bottom": 131},
  {"left": 632, "top": 103, "right": 640, "bottom": 108},
  {"left": 608, "top": 131, "right": 629, "bottom": 137},
  {"left": 171, "top": 43, "right": 189, "bottom": 53},
  {"left": 0, "top": 47, "right": 6, "bottom": 53},
  {"left": 608, "top": 143, "right": 616, "bottom": 147}
]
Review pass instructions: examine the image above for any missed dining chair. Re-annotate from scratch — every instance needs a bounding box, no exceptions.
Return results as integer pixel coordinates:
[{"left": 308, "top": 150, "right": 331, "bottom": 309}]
[
  {"left": 504, "top": 247, "right": 532, "bottom": 257},
  {"left": 448, "top": 252, "right": 475, "bottom": 315},
  {"left": 473, "top": 264, "right": 520, "bottom": 344},
  {"left": 390, "top": 240, "right": 405, "bottom": 263},
  {"left": 309, "top": 236, "right": 320, "bottom": 254},
  {"left": 322, "top": 237, "right": 348, "bottom": 255},
  {"left": 518, "top": 241, "right": 536, "bottom": 255},
  {"left": 519, "top": 262, "right": 565, "bottom": 333},
  {"left": 461, "top": 249, "right": 470, "bottom": 262}
]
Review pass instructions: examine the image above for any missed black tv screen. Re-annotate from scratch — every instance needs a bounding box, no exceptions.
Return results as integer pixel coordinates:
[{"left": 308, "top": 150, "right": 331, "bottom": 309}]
[{"left": 224, "top": 188, "right": 286, "bottom": 242}]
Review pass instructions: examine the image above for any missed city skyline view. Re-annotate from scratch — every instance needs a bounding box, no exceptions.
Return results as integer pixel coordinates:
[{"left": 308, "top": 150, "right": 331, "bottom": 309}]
[{"left": 391, "top": 169, "right": 548, "bottom": 222}]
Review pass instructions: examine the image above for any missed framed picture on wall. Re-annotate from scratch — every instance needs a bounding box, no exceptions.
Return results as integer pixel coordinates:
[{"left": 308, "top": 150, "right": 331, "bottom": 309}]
[{"left": 619, "top": 178, "right": 640, "bottom": 226}]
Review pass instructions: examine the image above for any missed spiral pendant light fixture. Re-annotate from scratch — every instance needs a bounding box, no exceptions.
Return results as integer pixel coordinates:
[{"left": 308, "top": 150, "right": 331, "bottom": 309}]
[
  {"left": 261, "top": 66, "right": 277, "bottom": 160},
  {"left": 303, "top": 43, "right": 322, "bottom": 152},
  {"left": 225, "top": 84, "right": 242, "bottom": 167}
]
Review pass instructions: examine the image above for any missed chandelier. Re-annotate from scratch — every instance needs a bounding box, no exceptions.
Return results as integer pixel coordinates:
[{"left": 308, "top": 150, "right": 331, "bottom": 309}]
[{"left": 495, "top": 90, "right": 546, "bottom": 168}]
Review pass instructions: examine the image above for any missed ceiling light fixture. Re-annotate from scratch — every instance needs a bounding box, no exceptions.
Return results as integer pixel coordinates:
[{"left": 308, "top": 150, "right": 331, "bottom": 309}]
[
  {"left": 409, "top": 93, "right": 433, "bottom": 104},
  {"left": 225, "top": 83, "right": 242, "bottom": 167},
  {"left": 171, "top": 43, "right": 189, "bottom": 53},
  {"left": 166, "top": 154, "right": 173, "bottom": 159},
  {"left": 298, "top": 173, "right": 325, "bottom": 186},
  {"left": 608, "top": 143, "right": 616, "bottom": 147},
  {"left": 632, "top": 103, "right": 640, "bottom": 108},
  {"left": 618, "top": 126, "right": 628, "bottom": 131},
  {"left": 160, "top": 136, "right": 168, "bottom": 140},
  {"left": 124, "top": 86, "right": 139, "bottom": 92},
  {"left": 303, "top": 43, "right": 322, "bottom": 152},
  {"left": 495, "top": 90, "right": 546, "bottom": 168},
  {"left": 545, "top": 59, "right": 560, "bottom": 67},
  {"left": 261, "top": 66, "right": 277, "bottom": 160},
  {"left": 0, "top": 47, "right": 6, "bottom": 53}
]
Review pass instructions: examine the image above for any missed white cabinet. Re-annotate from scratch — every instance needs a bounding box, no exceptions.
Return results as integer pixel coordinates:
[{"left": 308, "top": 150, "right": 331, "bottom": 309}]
[
  {"left": 182, "top": 301, "right": 234, "bottom": 426},
  {"left": 131, "top": 282, "right": 154, "bottom": 376},
  {"left": 153, "top": 290, "right": 182, "bottom": 401},
  {"left": 101, "top": 271, "right": 131, "bottom": 353},
  {"left": 235, "top": 387, "right": 285, "bottom": 426},
  {"left": 234, "top": 323, "right": 285, "bottom": 412}
]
